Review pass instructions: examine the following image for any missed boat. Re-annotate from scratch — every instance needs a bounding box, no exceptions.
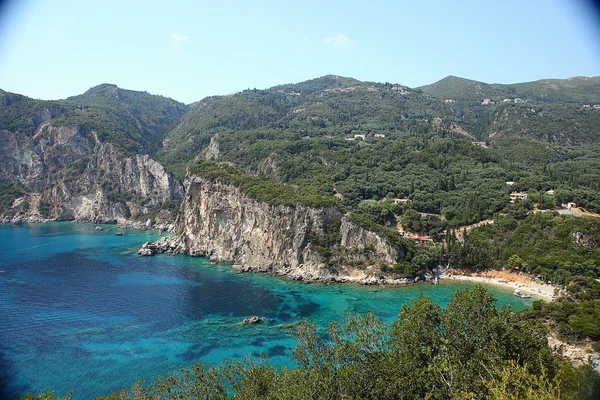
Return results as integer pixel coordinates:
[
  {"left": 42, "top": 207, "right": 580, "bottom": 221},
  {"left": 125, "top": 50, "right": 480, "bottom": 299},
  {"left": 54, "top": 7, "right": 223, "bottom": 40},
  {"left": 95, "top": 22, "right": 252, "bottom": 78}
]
[{"left": 514, "top": 289, "right": 531, "bottom": 299}]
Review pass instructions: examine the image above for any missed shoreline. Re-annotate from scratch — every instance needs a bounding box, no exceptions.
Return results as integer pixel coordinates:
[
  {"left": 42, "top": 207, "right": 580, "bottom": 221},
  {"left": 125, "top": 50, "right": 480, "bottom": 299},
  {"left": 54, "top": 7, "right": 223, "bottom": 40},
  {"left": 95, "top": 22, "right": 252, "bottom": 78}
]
[
  {"left": 1, "top": 222, "right": 559, "bottom": 300},
  {"left": 442, "top": 272, "right": 557, "bottom": 301}
]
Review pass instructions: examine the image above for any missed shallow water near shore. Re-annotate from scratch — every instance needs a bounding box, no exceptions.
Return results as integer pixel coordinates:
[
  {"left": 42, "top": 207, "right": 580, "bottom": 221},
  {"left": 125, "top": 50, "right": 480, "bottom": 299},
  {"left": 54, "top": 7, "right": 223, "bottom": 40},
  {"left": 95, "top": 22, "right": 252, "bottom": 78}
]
[{"left": 0, "top": 223, "right": 534, "bottom": 399}]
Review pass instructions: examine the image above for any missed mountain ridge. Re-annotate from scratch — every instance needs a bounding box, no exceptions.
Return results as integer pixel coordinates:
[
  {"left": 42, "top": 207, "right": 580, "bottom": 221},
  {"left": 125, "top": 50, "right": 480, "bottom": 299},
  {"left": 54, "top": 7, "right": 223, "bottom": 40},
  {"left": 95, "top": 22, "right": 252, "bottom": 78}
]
[{"left": 5, "top": 73, "right": 600, "bottom": 105}]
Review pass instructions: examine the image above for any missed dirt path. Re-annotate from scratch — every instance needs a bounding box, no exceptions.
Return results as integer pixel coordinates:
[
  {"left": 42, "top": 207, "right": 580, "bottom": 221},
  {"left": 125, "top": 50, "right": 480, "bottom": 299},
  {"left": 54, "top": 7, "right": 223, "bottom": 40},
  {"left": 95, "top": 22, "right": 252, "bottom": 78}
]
[{"left": 454, "top": 219, "right": 494, "bottom": 242}]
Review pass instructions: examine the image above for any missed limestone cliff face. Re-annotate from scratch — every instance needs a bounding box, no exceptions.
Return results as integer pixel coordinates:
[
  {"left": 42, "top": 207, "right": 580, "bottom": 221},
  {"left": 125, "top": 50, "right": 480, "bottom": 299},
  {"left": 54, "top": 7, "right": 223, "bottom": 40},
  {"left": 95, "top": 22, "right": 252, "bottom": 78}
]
[
  {"left": 149, "top": 176, "right": 409, "bottom": 284},
  {"left": 339, "top": 218, "right": 403, "bottom": 266},
  {"left": 1, "top": 122, "right": 182, "bottom": 229}
]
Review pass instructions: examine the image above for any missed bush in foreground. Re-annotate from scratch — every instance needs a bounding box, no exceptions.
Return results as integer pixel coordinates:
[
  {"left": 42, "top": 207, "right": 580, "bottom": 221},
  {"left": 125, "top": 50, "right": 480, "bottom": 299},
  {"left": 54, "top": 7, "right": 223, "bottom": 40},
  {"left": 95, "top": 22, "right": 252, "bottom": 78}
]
[{"left": 22, "top": 286, "right": 600, "bottom": 399}]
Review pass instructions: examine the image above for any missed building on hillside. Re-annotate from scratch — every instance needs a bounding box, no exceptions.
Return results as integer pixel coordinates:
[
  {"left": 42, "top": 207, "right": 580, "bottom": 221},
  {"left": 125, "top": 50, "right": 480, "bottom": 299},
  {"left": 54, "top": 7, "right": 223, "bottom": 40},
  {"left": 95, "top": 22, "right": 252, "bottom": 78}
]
[
  {"left": 506, "top": 181, "right": 515, "bottom": 186},
  {"left": 503, "top": 99, "right": 512, "bottom": 102},
  {"left": 375, "top": 134, "right": 386, "bottom": 138},
  {"left": 404, "top": 234, "right": 433, "bottom": 247},
  {"left": 594, "top": 104, "right": 600, "bottom": 110},
  {"left": 510, "top": 192, "right": 527, "bottom": 203},
  {"left": 567, "top": 202, "right": 576, "bottom": 209},
  {"left": 472, "top": 141, "right": 487, "bottom": 148},
  {"left": 514, "top": 98, "right": 526, "bottom": 104},
  {"left": 481, "top": 99, "right": 494, "bottom": 105},
  {"left": 444, "top": 99, "right": 456, "bottom": 104},
  {"left": 392, "top": 198, "right": 410, "bottom": 204},
  {"left": 354, "top": 134, "right": 366, "bottom": 141},
  {"left": 546, "top": 189, "right": 555, "bottom": 195}
]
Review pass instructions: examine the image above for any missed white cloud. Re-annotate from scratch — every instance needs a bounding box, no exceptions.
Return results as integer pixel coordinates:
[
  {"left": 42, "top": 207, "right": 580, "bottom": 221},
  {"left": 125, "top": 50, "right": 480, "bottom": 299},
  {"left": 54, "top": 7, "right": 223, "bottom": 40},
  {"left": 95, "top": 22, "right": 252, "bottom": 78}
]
[
  {"left": 171, "top": 33, "right": 191, "bottom": 47},
  {"left": 323, "top": 34, "right": 353, "bottom": 49}
]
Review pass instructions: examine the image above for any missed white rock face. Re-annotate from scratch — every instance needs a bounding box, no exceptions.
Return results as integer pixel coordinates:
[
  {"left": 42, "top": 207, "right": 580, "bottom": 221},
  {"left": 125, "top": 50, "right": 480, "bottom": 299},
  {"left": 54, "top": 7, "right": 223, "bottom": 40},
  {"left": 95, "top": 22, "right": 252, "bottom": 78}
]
[
  {"left": 151, "top": 176, "right": 409, "bottom": 284},
  {"left": 0, "top": 124, "right": 182, "bottom": 227}
]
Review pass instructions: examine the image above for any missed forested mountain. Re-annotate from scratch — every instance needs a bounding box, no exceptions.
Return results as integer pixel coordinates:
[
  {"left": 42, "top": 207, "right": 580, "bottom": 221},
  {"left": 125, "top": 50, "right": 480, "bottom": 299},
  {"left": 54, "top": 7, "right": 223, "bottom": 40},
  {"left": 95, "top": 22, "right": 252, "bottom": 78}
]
[
  {"left": 0, "top": 85, "right": 186, "bottom": 225},
  {"left": 4, "top": 75, "right": 600, "bottom": 399},
  {"left": 419, "top": 75, "right": 600, "bottom": 104},
  {"left": 3, "top": 74, "right": 600, "bottom": 234},
  {"left": 156, "top": 74, "right": 600, "bottom": 219}
]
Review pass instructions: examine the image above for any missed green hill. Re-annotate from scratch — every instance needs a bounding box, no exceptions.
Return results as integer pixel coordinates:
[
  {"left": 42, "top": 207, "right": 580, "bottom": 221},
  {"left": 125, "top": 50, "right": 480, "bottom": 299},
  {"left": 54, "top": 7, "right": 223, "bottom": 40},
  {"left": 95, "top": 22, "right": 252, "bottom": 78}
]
[
  {"left": 55, "top": 84, "right": 189, "bottom": 154},
  {"left": 418, "top": 75, "right": 511, "bottom": 101},
  {"left": 420, "top": 75, "right": 600, "bottom": 104},
  {"left": 0, "top": 84, "right": 189, "bottom": 155}
]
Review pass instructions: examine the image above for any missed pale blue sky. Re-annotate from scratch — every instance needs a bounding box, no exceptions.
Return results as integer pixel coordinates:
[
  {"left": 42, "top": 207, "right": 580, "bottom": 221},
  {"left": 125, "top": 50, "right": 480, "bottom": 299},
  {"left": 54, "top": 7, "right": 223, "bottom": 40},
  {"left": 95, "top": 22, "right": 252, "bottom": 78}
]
[{"left": 0, "top": 0, "right": 599, "bottom": 103}]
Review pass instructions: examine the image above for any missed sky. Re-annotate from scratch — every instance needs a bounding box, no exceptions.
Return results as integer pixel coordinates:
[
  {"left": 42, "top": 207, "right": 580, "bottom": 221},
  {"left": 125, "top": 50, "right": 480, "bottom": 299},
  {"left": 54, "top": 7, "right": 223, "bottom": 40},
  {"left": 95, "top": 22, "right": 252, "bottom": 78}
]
[{"left": 0, "top": 0, "right": 599, "bottom": 104}]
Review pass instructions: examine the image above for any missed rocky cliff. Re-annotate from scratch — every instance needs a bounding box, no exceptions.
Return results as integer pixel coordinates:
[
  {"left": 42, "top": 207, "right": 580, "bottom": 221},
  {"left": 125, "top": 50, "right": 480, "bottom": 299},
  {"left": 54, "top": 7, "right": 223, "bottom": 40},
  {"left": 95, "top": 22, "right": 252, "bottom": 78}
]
[
  {"left": 0, "top": 120, "right": 182, "bottom": 230},
  {"left": 142, "top": 176, "right": 411, "bottom": 284}
]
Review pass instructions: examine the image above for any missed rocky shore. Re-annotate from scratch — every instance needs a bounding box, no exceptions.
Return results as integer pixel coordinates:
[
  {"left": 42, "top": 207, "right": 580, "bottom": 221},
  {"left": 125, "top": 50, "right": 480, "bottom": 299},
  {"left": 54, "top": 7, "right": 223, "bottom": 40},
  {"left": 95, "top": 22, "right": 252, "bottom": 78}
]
[{"left": 137, "top": 228, "right": 425, "bottom": 286}]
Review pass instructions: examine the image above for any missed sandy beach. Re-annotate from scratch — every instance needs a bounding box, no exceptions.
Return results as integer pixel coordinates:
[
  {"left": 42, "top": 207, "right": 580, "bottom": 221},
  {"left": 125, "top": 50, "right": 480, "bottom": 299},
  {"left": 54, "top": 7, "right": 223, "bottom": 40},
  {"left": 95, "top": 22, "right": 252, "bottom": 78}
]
[{"left": 442, "top": 269, "right": 558, "bottom": 301}]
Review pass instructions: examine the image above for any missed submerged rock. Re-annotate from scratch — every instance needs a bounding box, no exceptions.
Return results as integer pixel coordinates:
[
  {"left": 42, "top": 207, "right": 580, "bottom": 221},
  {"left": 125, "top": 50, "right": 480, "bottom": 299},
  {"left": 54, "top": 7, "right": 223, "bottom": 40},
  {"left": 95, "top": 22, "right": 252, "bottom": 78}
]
[{"left": 241, "top": 316, "right": 264, "bottom": 325}]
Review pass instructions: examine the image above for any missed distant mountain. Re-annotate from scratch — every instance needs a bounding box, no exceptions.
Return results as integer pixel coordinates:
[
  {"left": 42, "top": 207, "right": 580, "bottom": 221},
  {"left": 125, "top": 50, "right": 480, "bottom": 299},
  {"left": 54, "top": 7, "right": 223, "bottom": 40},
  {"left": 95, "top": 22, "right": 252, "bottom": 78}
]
[
  {"left": 418, "top": 76, "right": 509, "bottom": 101},
  {"left": 420, "top": 75, "right": 600, "bottom": 104},
  {"left": 0, "top": 85, "right": 186, "bottom": 225},
  {"left": 270, "top": 74, "right": 362, "bottom": 95},
  {"left": 0, "top": 84, "right": 188, "bottom": 155},
  {"left": 59, "top": 84, "right": 189, "bottom": 154}
]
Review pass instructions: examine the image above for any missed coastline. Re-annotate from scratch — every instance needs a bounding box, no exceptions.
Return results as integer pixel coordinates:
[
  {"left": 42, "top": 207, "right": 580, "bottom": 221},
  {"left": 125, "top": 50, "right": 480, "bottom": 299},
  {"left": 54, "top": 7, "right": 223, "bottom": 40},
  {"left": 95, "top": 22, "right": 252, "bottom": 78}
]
[
  {"left": 0, "top": 222, "right": 559, "bottom": 299},
  {"left": 442, "top": 270, "right": 558, "bottom": 301}
]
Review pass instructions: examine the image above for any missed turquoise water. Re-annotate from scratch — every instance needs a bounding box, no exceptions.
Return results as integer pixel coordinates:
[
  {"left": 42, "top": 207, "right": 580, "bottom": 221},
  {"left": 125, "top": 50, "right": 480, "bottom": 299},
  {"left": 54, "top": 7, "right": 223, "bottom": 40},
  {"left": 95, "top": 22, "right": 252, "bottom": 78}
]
[{"left": 0, "top": 223, "right": 534, "bottom": 399}]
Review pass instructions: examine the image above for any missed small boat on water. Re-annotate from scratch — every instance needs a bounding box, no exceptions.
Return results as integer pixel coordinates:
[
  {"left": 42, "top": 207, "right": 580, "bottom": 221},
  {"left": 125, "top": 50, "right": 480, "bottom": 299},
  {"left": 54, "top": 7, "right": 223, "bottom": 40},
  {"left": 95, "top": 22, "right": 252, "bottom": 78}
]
[{"left": 514, "top": 289, "right": 531, "bottom": 299}]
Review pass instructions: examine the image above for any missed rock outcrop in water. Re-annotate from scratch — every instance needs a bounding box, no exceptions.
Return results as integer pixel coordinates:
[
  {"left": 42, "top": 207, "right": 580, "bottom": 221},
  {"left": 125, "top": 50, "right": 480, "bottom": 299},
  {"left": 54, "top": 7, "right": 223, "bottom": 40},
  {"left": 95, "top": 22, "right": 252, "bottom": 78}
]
[{"left": 143, "top": 175, "right": 412, "bottom": 284}]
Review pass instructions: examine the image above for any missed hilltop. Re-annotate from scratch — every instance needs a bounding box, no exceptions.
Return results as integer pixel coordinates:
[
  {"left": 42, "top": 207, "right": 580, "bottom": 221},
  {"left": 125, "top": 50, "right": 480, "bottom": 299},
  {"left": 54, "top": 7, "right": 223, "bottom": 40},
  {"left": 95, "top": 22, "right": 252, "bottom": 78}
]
[{"left": 419, "top": 75, "right": 600, "bottom": 104}]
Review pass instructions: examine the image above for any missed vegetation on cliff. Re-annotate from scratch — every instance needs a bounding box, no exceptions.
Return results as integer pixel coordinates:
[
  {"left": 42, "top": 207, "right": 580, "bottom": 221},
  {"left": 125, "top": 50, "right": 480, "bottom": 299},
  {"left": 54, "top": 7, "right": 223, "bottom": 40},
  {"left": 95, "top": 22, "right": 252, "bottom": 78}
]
[{"left": 447, "top": 212, "right": 600, "bottom": 283}]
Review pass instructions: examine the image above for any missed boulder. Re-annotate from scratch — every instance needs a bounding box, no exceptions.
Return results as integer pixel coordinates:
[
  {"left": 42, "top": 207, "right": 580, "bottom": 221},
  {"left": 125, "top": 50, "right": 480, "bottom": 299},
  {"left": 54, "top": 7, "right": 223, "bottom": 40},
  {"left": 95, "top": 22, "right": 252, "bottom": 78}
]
[
  {"left": 137, "top": 241, "right": 157, "bottom": 256},
  {"left": 241, "top": 316, "right": 263, "bottom": 325}
]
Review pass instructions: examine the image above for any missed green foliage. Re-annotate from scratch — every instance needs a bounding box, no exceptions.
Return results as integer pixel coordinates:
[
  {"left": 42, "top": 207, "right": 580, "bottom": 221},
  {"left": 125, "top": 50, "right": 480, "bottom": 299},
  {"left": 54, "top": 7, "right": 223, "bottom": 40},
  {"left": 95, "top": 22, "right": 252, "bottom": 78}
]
[
  {"left": 46, "top": 286, "right": 598, "bottom": 400},
  {"left": 189, "top": 160, "right": 338, "bottom": 207},
  {"left": 95, "top": 363, "right": 226, "bottom": 400},
  {"left": 0, "top": 182, "right": 29, "bottom": 214},
  {"left": 420, "top": 75, "right": 600, "bottom": 105},
  {"left": 450, "top": 213, "right": 600, "bottom": 282},
  {"left": 18, "top": 392, "right": 71, "bottom": 400},
  {"left": 525, "top": 297, "right": 600, "bottom": 342},
  {"left": 0, "top": 84, "right": 188, "bottom": 156},
  {"left": 346, "top": 212, "right": 410, "bottom": 253},
  {"left": 307, "top": 220, "right": 341, "bottom": 262},
  {"left": 356, "top": 199, "right": 395, "bottom": 226}
]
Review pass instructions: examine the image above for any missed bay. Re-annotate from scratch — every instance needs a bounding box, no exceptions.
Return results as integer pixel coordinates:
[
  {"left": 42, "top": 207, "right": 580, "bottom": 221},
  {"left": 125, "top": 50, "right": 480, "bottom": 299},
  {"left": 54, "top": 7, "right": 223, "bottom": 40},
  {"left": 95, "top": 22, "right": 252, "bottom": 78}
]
[{"left": 0, "top": 223, "right": 534, "bottom": 399}]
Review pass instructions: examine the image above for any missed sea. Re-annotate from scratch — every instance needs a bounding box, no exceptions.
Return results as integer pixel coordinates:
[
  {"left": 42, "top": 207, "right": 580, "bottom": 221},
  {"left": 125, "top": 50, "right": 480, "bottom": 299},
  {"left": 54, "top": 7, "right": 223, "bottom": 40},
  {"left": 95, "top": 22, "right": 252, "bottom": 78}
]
[{"left": 0, "top": 223, "right": 534, "bottom": 399}]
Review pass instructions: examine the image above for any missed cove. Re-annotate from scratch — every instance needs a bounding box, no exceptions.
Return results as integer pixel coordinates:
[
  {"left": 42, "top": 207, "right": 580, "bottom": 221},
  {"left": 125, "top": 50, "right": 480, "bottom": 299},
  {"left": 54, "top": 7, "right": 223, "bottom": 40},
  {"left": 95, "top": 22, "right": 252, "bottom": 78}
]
[{"left": 0, "top": 223, "right": 534, "bottom": 399}]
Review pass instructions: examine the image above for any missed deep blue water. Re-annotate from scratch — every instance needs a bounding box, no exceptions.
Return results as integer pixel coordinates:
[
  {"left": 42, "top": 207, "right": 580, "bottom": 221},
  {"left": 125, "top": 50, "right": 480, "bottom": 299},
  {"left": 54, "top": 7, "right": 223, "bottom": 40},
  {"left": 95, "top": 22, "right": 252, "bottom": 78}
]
[{"left": 0, "top": 223, "right": 535, "bottom": 399}]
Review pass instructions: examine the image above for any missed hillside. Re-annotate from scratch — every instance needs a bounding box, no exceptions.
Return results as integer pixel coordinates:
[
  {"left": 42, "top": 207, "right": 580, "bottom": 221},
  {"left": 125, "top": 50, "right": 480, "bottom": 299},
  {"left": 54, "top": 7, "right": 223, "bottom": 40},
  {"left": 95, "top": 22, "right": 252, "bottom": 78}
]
[
  {"left": 0, "top": 84, "right": 188, "bottom": 155},
  {"left": 2, "top": 75, "right": 600, "bottom": 267},
  {"left": 155, "top": 75, "right": 600, "bottom": 221},
  {"left": 418, "top": 75, "right": 511, "bottom": 101},
  {"left": 0, "top": 85, "right": 186, "bottom": 226},
  {"left": 4, "top": 77, "right": 600, "bottom": 399},
  {"left": 419, "top": 75, "right": 600, "bottom": 104}
]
